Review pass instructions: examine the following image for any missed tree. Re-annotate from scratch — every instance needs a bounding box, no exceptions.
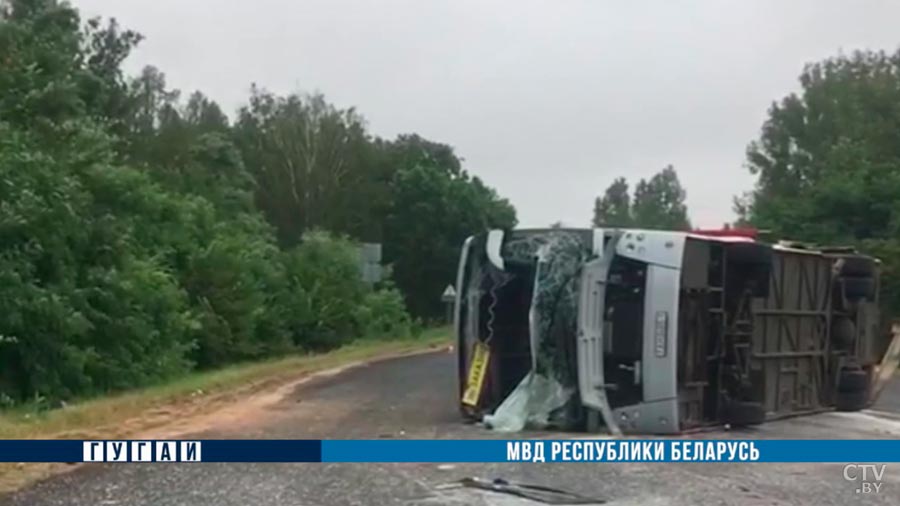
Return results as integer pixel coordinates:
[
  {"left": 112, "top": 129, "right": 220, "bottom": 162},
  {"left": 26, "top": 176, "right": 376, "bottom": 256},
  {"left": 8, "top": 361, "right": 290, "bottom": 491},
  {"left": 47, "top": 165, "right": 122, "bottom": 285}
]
[
  {"left": 631, "top": 165, "right": 691, "bottom": 230},
  {"left": 0, "top": 1, "right": 134, "bottom": 135},
  {"left": 234, "top": 88, "right": 378, "bottom": 245},
  {"left": 738, "top": 49, "right": 900, "bottom": 314},
  {"left": 592, "top": 177, "right": 632, "bottom": 227},
  {"left": 184, "top": 91, "right": 228, "bottom": 133},
  {"left": 82, "top": 16, "right": 143, "bottom": 136},
  {"left": 740, "top": 50, "right": 900, "bottom": 240},
  {"left": 0, "top": 0, "right": 418, "bottom": 403},
  {"left": 233, "top": 89, "right": 519, "bottom": 319},
  {"left": 381, "top": 134, "right": 462, "bottom": 176},
  {"left": 590, "top": 167, "right": 691, "bottom": 230},
  {"left": 0, "top": 0, "right": 520, "bottom": 403},
  {"left": 384, "top": 164, "right": 517, "bottom": 318},
  {"left": 120, "top": 68, "right": 255, "bottom": 214}
]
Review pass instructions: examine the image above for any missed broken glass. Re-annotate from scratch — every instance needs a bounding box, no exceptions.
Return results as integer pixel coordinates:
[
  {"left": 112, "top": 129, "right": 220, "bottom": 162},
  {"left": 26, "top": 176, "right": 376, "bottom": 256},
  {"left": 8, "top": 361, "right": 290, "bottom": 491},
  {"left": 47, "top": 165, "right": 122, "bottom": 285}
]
[{"left": 483, "top": 230, "right": 593, "bottom": 431}]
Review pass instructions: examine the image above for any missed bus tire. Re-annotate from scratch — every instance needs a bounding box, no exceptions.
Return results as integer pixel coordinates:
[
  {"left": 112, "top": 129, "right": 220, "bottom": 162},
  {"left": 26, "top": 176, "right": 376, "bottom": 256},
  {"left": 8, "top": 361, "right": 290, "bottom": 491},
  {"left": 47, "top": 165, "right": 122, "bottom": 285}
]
[
  {"left": 835, "top": 390, "right": 869, "bottom": 412},
  {"left": 837, "top": 368, "right": 869, "bottom": 394},
  {"left": 842, "top": 277, "right": 875, "bottom": 300},
  {"left": 722, "top": 400, "right": 766, "bottom": 426},
  {"left": 837, "top": 256, "right": 876, "bottom": 277}
]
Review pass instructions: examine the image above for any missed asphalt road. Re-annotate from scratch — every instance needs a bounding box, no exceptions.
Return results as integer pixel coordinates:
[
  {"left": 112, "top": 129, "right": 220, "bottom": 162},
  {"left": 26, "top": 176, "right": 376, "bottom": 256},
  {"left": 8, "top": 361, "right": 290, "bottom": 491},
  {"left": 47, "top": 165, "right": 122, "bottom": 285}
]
[{"left": 3, "top": 351, "right": 900, "bottom": 506}]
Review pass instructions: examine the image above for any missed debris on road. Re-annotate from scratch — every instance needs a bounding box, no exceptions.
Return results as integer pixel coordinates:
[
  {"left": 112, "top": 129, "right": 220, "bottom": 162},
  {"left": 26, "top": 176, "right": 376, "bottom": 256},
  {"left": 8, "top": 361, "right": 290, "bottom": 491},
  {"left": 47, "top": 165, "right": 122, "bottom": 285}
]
[{"left": 441, "top": 477, "right": 605, "bottom": 505}]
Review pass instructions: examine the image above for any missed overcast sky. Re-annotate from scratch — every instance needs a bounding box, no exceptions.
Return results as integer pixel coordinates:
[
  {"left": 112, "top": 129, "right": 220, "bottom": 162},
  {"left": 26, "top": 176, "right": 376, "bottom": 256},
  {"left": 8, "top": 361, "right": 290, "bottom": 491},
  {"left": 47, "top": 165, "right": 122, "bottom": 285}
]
[{"left": 74, "top": 0, "right": 900, "bottom": 228}]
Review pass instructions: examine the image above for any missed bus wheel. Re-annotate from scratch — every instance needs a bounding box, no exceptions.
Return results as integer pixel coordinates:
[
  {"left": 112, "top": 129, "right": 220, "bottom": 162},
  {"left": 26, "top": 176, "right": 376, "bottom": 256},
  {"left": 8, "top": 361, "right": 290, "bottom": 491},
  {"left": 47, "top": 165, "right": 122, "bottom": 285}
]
[
  {"left": 837, "top": 368, "right": 869, "bottom": 393},
  {"left": 722, "top": 400, "right": 765, "bottom": 426},
  {"left": 835, "top": 390, "right": 869, "bottom": 411},
  {"left": 836, "top": 256, "right": 876, "bottom": 277},
  {"left": 842, "top": 277, "right": 875, "bottom": 300}
]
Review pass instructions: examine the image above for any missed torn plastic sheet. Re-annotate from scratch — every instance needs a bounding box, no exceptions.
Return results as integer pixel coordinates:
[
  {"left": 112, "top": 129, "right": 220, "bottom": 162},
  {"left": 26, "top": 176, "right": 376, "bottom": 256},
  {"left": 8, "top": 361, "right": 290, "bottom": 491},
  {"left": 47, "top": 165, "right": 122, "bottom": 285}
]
[
  {"left": 483, "top": 371, "right": 572, "bottom": 432},
  {"left": 484, "top": 231, "right": 592, "bottom": 431}
]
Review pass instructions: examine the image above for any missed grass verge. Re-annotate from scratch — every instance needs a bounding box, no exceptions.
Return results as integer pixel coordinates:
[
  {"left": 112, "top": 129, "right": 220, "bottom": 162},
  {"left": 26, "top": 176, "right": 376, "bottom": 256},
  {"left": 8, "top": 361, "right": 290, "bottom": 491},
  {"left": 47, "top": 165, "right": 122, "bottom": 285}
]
[
  {"left": 0, "top": 328, "right": 451, "bottom": 494},
  {"left": 0, "top": 327, "right": 450, "bottom": 439}
]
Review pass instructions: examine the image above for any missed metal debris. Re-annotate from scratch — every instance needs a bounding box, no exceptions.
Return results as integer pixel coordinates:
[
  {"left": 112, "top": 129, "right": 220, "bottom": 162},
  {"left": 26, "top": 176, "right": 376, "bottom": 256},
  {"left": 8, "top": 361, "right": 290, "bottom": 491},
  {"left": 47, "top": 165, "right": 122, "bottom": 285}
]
[{"left": 449, "top": 477, "right": 606, "bottom": 505}]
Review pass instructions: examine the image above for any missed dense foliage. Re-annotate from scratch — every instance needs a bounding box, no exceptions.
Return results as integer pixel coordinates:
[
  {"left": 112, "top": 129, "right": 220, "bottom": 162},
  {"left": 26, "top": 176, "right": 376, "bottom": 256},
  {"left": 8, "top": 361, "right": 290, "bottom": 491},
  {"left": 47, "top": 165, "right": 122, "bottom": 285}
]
[
  {"left": 736, "top": 49, "right": 900, "bottom": 316},
  {"left": 592, "top": 165, "right": 691, "bottom": 230},
  {"left": 0, "top": 0, "right": 515, "bottom": 404}
]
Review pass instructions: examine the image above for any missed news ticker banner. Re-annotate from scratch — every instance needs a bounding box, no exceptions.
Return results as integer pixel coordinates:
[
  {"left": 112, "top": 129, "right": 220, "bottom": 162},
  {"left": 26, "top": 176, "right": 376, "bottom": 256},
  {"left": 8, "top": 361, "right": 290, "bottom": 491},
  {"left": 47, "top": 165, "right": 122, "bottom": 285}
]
[{"left": 1, "top": 440, "right": 899, "bottom": 463}]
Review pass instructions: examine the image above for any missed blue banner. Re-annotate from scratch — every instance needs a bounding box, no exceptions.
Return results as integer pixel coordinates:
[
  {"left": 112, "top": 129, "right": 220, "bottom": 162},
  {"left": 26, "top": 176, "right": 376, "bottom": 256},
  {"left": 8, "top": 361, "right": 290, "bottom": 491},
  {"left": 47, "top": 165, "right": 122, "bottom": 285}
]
[
  {"left": 322, "top": 440, "right": 900, "bottom": 463},
  {"left": 0, "top": 439, "right": 898, "bottom": 463}
]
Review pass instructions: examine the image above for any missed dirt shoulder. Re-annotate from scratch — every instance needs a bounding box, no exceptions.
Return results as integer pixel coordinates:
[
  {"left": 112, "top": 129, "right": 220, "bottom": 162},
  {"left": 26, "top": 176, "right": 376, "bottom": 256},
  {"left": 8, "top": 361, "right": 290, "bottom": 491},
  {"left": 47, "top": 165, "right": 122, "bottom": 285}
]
[{"left": 0, "top": 332, "right": 451, "bottom": 494}]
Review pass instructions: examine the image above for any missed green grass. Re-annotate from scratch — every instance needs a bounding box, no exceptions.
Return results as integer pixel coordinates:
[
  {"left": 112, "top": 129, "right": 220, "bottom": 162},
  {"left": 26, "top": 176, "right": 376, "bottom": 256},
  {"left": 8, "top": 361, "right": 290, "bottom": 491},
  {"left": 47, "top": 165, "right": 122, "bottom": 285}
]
[{"left": 0, "top": 328, "right": 451, "bottom": 440}]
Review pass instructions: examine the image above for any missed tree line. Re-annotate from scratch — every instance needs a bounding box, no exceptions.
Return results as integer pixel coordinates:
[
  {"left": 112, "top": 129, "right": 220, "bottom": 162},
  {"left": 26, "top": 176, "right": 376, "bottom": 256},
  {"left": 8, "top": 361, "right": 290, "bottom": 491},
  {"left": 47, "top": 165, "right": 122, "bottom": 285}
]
[{"left": 0, "top": 0, "right": 515, "bottom": 405}]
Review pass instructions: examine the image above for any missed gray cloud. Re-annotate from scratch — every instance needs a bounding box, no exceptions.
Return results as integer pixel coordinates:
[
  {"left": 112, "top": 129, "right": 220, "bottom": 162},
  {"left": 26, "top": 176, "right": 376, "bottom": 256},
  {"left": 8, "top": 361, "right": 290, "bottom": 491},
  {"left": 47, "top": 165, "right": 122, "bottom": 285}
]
[{"left": 75, "top": 0, "right": 900, "bottom": 227}]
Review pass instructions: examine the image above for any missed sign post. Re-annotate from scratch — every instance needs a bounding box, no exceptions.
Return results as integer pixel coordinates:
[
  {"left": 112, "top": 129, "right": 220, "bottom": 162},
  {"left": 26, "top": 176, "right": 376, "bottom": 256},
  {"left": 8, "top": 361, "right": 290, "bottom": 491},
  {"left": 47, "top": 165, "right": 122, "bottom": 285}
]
[{"left": 441, "top": 284, "right": 457, "bottom": 324}]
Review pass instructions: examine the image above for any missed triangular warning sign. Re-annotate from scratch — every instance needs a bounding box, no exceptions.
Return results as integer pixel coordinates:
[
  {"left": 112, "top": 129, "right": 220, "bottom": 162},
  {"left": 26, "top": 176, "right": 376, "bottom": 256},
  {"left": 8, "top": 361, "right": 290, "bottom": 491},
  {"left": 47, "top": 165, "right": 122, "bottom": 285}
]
[{"left": 442, "top": 284, "right": 457, "bottom": 300}]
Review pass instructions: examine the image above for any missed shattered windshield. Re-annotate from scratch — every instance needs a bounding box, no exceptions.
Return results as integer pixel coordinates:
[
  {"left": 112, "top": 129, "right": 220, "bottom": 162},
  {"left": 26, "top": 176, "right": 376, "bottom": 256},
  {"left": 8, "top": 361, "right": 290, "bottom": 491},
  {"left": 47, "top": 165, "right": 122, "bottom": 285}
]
[{"left": 479, "top": 230, "right": 593, "bottom": 431}]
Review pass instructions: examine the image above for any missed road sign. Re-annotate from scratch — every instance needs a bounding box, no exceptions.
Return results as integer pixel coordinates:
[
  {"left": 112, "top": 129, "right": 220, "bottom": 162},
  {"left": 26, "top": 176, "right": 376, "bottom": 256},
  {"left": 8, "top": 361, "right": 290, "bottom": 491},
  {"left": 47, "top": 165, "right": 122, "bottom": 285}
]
[{"left": 441, "top": 284, "right": 457, "bottom": 302}]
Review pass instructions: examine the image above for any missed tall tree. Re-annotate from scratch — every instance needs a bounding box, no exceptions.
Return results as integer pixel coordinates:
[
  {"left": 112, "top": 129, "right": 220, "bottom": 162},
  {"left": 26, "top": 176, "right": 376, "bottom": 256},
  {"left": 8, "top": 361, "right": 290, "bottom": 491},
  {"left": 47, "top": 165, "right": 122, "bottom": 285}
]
[
  {"left": 81, "top": 16, "right": 143, "bottom": 135},
  {"left": 0, "top": 0, "right": 197, "bottom": 398},
  {"left": 590, "top": 167, "right": 691, "bottom": 230},
  {"left": 740, "top": 50, "right": 900, "bottom": 240},
  {"left": 0, "top": 0, "right": 137, "bottom": 137},
  {"left": 592, "top": 177, "right": 632, "bottom": 227},
  {"left": 1, "top": 0, "right": 519, "bottom": 406},
  {"left": 631, "top": 165, "right": 691, "bottom": 230},
  {"left": 382, "top": 134, "right": 462, "bottom": 176},
  {"left": 234, "top": 88, "right": 377, "bottom": 245},
  {"left": 384, "top": 164, "right": 516, "bottom": 317},
  {"left": 739, "top": 49, "right": 900, "bottom": 313}
]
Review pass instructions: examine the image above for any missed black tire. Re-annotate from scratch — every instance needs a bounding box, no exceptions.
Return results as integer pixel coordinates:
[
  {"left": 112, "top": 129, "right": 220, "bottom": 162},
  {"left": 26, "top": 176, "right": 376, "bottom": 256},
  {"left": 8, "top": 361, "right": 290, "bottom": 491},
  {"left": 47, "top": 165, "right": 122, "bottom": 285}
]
[
  {"left": 837, "top": 368, "right": 869, "bottom": 393},
  {"left": 831, "top": 317, "right": 856, "bottom": 350},
  {"left": 835, "top": 390, "right": 869, "bottom": 411},
  {"left": 836, "top": 256, "right": 876, "bottom": 277},
  {"left": 842, "top": 277, "right": 875, "bottom": 300},
  {"left": 722, "top": 400, "right": 766, "bottom": 426}
]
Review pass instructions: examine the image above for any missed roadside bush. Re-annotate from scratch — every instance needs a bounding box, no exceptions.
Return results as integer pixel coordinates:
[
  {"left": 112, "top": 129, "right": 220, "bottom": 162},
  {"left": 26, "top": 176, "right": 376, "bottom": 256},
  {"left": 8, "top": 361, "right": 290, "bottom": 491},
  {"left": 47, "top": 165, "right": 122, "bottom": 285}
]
[
  {"left": 355, "top": 283, "right": 413, "bottom": 340},
  {"left": 74, "top": 258, "right": 195, "bottom": 393},
  {"left": 184, "top": 217, "right": 291, "bottom": 368},
  {"left": 277, "top": 231, "right": 416, "bottom": 350},
  {"left": 75, "top": 132, "right": 295, "bottom": 370},
  {"left": 280, "top": 231, "right": 368, "bottom": 350}
]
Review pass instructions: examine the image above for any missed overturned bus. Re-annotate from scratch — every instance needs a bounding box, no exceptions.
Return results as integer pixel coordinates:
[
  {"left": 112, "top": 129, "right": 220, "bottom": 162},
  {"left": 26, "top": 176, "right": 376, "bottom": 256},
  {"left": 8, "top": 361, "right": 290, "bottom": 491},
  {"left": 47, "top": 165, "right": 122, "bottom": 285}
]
[{"left": 454, "top": 228, "right": 894, "bottom": 434}]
